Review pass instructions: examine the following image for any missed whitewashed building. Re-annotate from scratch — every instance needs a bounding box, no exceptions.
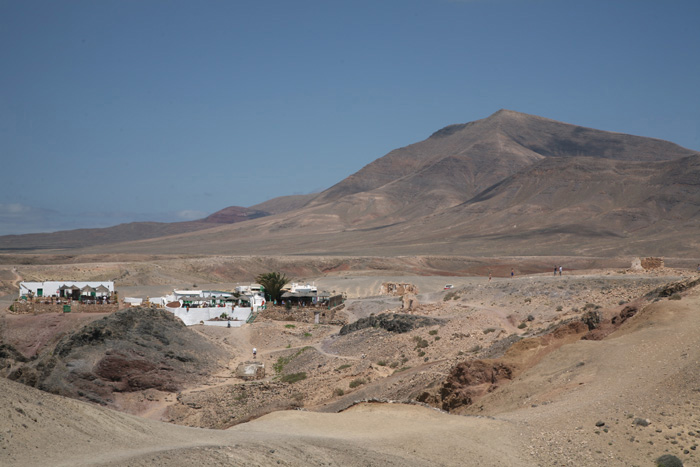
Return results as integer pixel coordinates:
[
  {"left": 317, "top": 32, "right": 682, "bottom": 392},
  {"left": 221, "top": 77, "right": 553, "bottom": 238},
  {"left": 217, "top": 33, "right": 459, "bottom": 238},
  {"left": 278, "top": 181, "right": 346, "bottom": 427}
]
[{"left": 19, "top": 281, "right": 115, "bottom": 299}]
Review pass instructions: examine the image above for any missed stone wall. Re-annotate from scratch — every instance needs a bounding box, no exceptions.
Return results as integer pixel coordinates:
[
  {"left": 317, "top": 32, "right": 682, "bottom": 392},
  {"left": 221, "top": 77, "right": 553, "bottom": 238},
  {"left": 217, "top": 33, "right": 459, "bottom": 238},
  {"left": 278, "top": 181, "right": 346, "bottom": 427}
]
[
  {"left": 10, "top": 300, "right": 119, "bottom": 314},
  {"left": 641, "top": 257, "right": 664, "bottom": 270}
]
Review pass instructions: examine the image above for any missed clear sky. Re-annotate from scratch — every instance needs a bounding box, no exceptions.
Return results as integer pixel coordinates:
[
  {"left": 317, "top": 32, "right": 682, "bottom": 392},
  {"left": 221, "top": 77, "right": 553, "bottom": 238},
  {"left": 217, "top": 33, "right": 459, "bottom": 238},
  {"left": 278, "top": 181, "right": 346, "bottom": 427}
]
[{"left": 1, "top": 0, "right": 699, "bottom": 235}]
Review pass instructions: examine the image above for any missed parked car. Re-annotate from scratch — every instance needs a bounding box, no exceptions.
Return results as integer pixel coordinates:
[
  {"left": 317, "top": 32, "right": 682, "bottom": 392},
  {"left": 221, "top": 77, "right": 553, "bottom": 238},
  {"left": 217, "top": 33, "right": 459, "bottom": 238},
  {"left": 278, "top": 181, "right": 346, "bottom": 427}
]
[{"left": 444, "top": 284, "right": 454, "bottom": 290}]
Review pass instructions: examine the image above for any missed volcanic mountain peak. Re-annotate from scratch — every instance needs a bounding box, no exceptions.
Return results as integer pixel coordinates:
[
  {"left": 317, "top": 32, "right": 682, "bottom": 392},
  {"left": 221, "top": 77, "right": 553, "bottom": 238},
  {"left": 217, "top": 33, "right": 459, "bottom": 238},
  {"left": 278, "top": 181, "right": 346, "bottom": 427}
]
[{"left": 2, "top": 110, "right": 699, "bottom": 256}]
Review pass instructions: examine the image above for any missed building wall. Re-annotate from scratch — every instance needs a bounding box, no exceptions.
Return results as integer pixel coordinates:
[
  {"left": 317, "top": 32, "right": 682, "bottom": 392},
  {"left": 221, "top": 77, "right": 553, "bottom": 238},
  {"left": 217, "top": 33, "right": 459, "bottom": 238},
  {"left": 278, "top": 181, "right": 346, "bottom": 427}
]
[{"left": 19, "top": 281, "right": 115, "bottom": 298}]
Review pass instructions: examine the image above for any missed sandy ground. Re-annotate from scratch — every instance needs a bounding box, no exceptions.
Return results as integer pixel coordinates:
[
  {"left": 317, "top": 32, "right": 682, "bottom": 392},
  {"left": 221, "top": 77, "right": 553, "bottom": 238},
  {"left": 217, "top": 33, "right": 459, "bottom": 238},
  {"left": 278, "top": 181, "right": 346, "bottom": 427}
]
[
  {"left": 2, "top": 266, "right": 699, "bottom": 466},
  {"left": 0, "top": 376, "right": 524, "bottom": 466}
]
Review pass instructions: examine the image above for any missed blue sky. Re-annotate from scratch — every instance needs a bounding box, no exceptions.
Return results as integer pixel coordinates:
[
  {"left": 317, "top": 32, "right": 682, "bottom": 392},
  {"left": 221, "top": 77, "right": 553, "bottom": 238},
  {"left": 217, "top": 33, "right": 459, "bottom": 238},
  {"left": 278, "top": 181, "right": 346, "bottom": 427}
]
[{"left": 1, "top": 0, "right": 699, "bottom": 235}]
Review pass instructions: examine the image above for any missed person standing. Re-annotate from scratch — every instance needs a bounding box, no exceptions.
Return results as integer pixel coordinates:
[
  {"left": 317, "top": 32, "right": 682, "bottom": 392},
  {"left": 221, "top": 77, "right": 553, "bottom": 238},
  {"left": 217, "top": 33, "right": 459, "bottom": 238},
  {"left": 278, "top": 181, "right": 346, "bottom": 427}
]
[
  {"left": 554, "top": 266, "right": 557, "bottom": 276},
  {"left": 559, "top": 266, "right": 563, "bottom": 276},
  {"left": 511, "top": 268, "right": 514, "bottom": 278},
  {"left": 253, "top": 347, "right": 257, "bottom": 359}
]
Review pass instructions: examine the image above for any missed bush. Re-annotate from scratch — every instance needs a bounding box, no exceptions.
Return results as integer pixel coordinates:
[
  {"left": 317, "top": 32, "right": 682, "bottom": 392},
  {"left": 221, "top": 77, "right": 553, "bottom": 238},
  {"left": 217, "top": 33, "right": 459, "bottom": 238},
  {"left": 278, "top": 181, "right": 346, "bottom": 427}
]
[
  {"left": 334, "top": 388, "right": 344, "bottom": 396},
  {"left": 336, "top": 364, "right": 351, "bottom": 371},
  {"left": 443, "top": 291, "right": 459, "bottom": 301},
  {"left": 428, "top": 329, "right": 438, "bottom": 336},
  {"left": 349, "top": 378, "right": 366, "bottom": 388},
  {"left": 285, "top": 324, "right": 296, "bottom": 328},
  {"left": 285, "top": 301, "right": 292, "bottom": 310},
  {"left": 434, "top": 336, "right": 441, "bottom": 341},
  {"left": 555, "top": 305, "right": 563, "bottom": 311},
  {"left": 377, "top": 360, "right": 387, "bottom": 366},
  {"left": 483, "top": 328, "right": 496, "bottom": 334},
  {"left": 656, "top": 454, "right": 684, "bottom": 467},
  {"left": 281, "top": 372, "right": 307, "bottom": 383},
  {"left": 303, "top": 332, "right": 312, "bottom": 337},
  {"left": 518, "top": 323, "right": 527, "bottom": 329},
  {"left": 389, "top": 361, "right": 399, "bottom": 368},
  {"left": 470, "top": 345, "right": 481, "bottom": 353},
  {"left": 669, "top": 293, "right": 682, "bottom": 300},
  {"left": 413, "top": 336, "right": 429, "bottom": 349},
  {"left": 417, "top": 350, "right": 425, "bottom": 357}
]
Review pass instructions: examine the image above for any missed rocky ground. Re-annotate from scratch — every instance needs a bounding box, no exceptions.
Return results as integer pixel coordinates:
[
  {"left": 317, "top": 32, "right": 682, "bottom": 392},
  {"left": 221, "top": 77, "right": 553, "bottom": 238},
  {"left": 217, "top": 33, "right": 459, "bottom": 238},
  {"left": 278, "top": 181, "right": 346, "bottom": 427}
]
[{"left": 1, "top": 265, "right": 699, "bottom": 466}]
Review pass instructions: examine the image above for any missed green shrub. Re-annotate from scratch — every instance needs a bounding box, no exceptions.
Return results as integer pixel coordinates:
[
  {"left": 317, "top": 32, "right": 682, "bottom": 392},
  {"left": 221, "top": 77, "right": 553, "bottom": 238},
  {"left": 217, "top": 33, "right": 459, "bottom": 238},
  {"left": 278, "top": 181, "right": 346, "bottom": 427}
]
[
  {"left": 524, "top": 297, "right": 531, "bottom": 303},
  {"left": 303, "top": 332, "right": 312, "bottom": 337},
  {"left": 483, "top": 328, "right": 496, "bottom": 334},
  {"left": 518, "top": 323, "right": 527, "bottom": 329},
  {"left": 655, "top": 454, "right": 684, "bottom": 467},
  {"left": 555, "top": 305, "right": 563, "bottom": 311},
  {"left": 336, "top": 364, "right": 351, "bottom": 371},
  {"left": 281, "top": 372, "right": 307, "bottom": 383},
  {"left": 434, "top": 336, "right": 441, "bottom": 341},
  {"left": 413, "top": 336, "right": 429, "bottom": 349},
  {"left": 334, "top": 388, "right": 344, "bottom": 396},
  {"left": 349, "top": 378, "right": 366, "bottom": 388},
  {"left": 417, "top": 350, "right": 425, "bottom": 357},
  {"left": 443, "top": 291, "right": 460, "bottom": 301},
  {"left": 377, "top": 360, "right": 387, "bottom": 366},
  {"left": 669, "top": 293, "right": 682, "bottom": 300},
  {"left": 285, "top": 324, "right": 296, "bottom": 328},
  {"left": 428, "top": 329, "right": 438, "bottom": 335},
  {"left": 470, "top": 345, "right": 481, "bottom": 353},
  {"left": 389, "top": 361, "right": 399, "bottom": 368}
]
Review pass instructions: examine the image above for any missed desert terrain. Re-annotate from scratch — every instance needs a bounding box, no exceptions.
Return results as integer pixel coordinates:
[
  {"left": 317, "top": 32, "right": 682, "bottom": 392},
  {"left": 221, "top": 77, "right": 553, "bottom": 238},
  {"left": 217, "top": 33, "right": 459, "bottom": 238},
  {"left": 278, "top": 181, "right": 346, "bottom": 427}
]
[
  {"left": 2, "top": 111, "right": 699, "bottom": 466},
  {"left": 1, "top": 255, "right": 699, "bottom": 466}
]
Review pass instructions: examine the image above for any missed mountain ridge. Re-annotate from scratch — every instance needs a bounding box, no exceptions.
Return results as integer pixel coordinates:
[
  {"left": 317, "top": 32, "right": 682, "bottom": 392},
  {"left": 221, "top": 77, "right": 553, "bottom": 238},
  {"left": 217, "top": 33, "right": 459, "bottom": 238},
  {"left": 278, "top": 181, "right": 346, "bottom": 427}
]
[{"left": 1, "top": 110, "right": 698, "bottom": 256}]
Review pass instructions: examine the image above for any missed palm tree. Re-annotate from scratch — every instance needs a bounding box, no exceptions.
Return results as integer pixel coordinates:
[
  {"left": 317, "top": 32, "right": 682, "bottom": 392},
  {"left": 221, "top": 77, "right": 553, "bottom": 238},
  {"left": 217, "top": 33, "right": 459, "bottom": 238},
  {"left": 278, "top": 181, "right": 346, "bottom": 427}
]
[{"left": 256, "top": 271, "right": 289, "bottom": 303}]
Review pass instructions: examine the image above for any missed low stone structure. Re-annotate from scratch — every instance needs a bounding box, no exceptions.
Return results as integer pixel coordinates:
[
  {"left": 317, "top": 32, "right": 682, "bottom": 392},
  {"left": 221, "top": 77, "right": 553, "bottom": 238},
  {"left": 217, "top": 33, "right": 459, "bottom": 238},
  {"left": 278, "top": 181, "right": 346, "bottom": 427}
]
[
  {"left": 641, "top": 257, "right": 664, "bottom": 270},
  {"left": 381, "top": 282, "right": 418, "bottom": 296},
  {"left": 236, "top": 361, "right": 265, "bottom": 380},
  {"left": 10, "top": 300, "right": 119, "bottom": 314}
]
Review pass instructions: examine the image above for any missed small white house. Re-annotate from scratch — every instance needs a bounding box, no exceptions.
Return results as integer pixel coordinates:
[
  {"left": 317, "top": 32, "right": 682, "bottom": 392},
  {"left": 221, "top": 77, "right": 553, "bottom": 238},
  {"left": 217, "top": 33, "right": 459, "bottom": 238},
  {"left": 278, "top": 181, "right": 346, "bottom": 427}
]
[{"left": 19, "top": 281, "right": 115, "bottom": 299}]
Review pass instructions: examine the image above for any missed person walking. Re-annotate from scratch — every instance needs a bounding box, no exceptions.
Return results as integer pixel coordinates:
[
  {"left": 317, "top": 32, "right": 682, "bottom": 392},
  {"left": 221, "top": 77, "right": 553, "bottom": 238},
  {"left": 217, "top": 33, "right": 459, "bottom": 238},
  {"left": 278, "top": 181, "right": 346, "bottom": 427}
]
[
  {"left": 554, "top": 266, "right": 557, "bottom": 276},
  {"left": 511, "top": 268, "right": 514, "bottom": 278},
  {"left": 253, "top": 347, "right": 257, "bottom": 359},
  {"left": 559, "top": 266, "right": 563, "bottom": 276}
]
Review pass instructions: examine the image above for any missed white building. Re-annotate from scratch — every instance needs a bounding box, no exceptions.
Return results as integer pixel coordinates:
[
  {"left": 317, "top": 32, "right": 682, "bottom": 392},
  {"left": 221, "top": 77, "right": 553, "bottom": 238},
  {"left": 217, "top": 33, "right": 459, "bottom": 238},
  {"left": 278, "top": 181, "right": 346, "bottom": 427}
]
[
  {"left": 19, "top": 281, "right": 115, "bottom": 299},
  {"left": 288, "top": 282, "right": 317, "bottom": 294},
  {"left": 153, "top": 288, "right": 266, "bottom": 327}
]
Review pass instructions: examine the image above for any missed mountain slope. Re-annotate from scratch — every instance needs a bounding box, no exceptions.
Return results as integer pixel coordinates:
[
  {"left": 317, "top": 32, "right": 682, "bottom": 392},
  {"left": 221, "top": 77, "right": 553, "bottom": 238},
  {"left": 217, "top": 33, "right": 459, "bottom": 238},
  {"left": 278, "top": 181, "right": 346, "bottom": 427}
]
[
  {"left": 0, "top": 205, "right": 268, "bottom": 251},
  {"left": 1, "top": 110, "right": 698, "bottom": 256}
]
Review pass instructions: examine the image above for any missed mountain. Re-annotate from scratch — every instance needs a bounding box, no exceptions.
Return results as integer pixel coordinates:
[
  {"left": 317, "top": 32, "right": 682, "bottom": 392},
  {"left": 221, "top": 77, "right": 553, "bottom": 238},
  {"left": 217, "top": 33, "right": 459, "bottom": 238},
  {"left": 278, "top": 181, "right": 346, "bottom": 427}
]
[
  {"left": 305, "top": 109, "right": 695, "bottom": 226},
  {"left": 250, "top": 193, "right": 319, "bottom": 215},
  {"left": 1, "top": 110, "right": 698, "bottom": 256},
  {"left": 0, "top": 206, "right": 269, "bottom": 251}
]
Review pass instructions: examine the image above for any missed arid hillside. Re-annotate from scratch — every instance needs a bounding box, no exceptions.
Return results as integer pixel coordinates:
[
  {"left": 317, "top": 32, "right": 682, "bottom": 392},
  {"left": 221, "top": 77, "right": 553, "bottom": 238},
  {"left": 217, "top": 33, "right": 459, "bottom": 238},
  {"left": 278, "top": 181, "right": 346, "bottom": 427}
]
[
  {"left": 1, "top": 110, "right": 698, "bottom": 257},
  {"left": 1, "top": 268, "right": 699, "bottom": 466}
]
